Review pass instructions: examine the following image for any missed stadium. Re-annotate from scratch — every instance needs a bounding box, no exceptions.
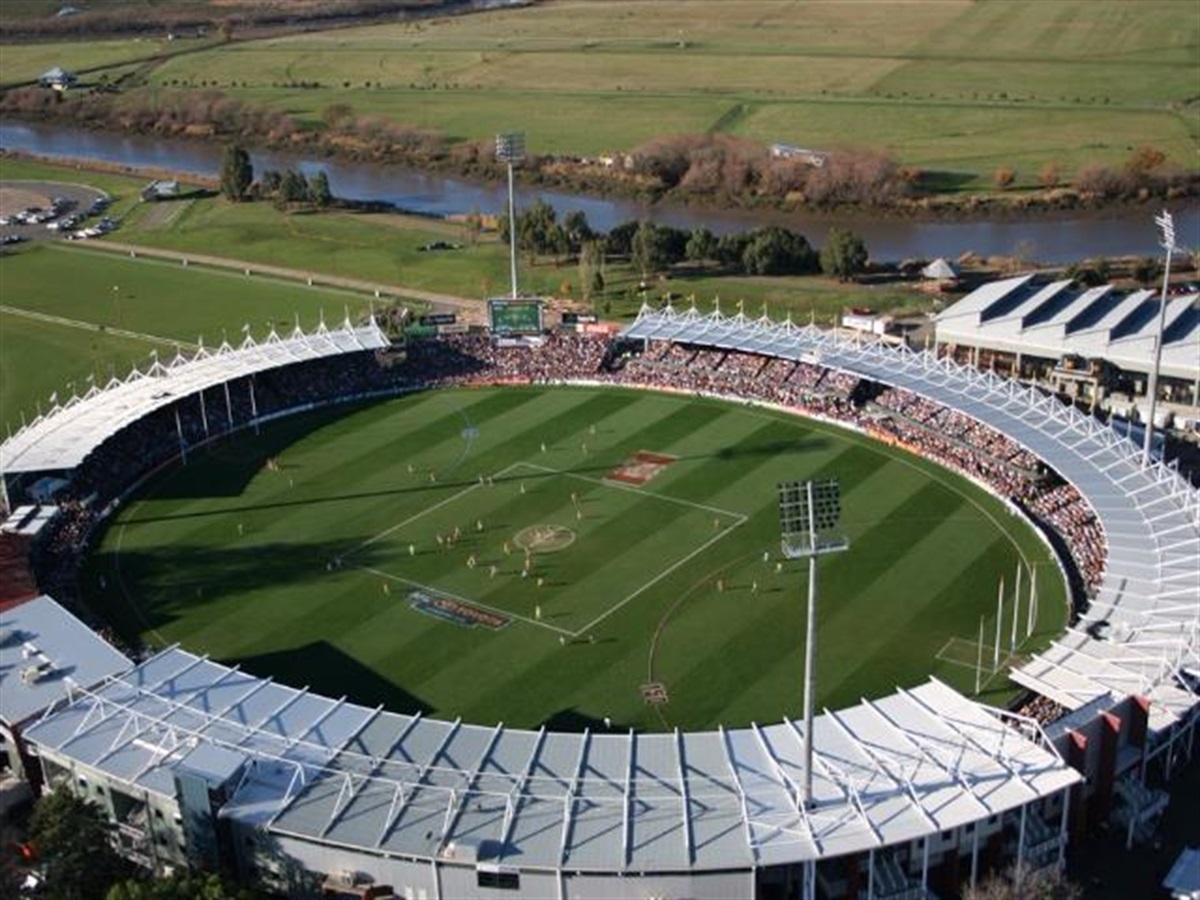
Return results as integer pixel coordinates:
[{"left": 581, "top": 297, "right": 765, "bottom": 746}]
[{"left": 1, "top": 296, "right": 1198, "bottom": 900}]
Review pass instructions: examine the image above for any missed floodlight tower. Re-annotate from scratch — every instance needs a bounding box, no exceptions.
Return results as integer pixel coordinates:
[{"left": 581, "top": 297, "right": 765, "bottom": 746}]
[
  {"left": 495, "top": 132, "right": 526, "bottom": 299},
  {"left": 778, "top": 479, "right": 849, "bottom": 808},
  {"left": 1142, "top": 210, "right": 1177, "bottom": 468}
]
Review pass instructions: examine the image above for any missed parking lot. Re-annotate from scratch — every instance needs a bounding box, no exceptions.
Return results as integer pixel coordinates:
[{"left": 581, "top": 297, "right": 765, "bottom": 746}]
[{"left": 0, "top": 180, "right": 114, "bottom": 245}]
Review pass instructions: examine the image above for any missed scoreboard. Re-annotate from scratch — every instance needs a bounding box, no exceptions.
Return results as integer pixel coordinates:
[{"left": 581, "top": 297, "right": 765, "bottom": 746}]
[{"left": 488, "top": 299, "right": 544, "bottom": 336}]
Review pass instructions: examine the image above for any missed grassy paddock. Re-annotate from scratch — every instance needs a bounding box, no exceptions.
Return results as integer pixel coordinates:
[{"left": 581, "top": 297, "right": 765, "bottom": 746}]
[
  {"left": 122, "top": 0, "right": 1200, "bottom": 184},
  {"left": 0, "top": 35, "right": 178, "bottom": 82},
  {"left": 86, "top": 386, "right": 1066, "bottom": 730}
]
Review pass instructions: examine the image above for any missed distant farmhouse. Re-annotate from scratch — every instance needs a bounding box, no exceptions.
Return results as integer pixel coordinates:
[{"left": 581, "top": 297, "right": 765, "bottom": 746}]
[{"left": 38, "top": 67, "right": 77, "bottom": 91}]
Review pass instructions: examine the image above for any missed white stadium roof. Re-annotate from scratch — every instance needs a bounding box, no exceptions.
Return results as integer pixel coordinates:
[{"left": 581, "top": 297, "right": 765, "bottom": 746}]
[
  {"left": 934, "top": 274, "right": 1200, "bottom": 381},
  {"left": 623, "top": 306, "right": 1200, "bottom": 733},
  {"left": 23, "top": 646, "right": 1078, "bottom": 872},
  {"left": 0, "top": 319, "right": 389, "bottom": 475},
  {"left": 0, "top": 595, "right": 131, "bottom": 727}
]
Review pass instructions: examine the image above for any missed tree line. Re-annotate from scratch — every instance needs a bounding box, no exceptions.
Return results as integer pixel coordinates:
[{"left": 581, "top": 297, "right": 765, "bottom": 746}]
[
  {"left": 219, "top": 144, "right": 331, "bottom": 208},
  {"left": 497, "top": 199, "right": 869, "bottom": 303}
]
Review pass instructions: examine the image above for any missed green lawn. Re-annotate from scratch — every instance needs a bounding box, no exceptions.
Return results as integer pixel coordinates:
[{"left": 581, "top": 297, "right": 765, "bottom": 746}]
[
  {"left": 0, "top": 243, "right": 379, "bottom": 432},
  {"left": 85, "top": 386, "right": 1066, "bottom": 731}
]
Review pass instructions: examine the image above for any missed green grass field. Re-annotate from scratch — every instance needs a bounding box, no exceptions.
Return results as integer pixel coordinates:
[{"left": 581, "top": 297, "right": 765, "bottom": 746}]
[
  {"left": 109, "top": 0, "right": 1200, "bottom": 187},
  {"left": 84, "top": 385, "right": 1066, "bottom": 732},
  {"left": 0, "top": 242, "right": 379, "bottom": 433}
]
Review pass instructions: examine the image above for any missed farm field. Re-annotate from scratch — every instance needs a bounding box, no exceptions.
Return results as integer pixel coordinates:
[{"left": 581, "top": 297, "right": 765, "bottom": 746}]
[
  {"left": 85, "top": 385, "right": 1067, "bottom": 732},
  {"left": 113, "top": 0, "right": 1200, "bottom": 188}
]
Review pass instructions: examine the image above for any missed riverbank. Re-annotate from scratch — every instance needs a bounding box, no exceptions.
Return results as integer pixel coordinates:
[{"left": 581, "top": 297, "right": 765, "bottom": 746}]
[
  {"left": 4, "top": 131, "right": 1197, "bottom": 267},
  {"left": 2, "top": 78, "right": 1196, "bottom": 226}
]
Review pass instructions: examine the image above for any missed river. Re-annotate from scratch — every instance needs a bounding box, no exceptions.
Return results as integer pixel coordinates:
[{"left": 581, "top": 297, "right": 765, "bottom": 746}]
[{"left": 2, "top": 119, "right": 1196, "bottom": 264}]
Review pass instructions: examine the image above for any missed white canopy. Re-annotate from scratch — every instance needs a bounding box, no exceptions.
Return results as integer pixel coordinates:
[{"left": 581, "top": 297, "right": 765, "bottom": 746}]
[{"left": 0, "top": 319, "right": 389, "bottom": 475}]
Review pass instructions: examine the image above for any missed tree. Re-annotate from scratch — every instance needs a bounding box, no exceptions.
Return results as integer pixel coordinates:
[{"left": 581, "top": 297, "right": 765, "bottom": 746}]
[
  {"left": 605, "top": 220, "right": 640, "bottom": 257},
  {"left": 107, "top": 871, "right": 259, "bottom": 900},
  {"left": 741, "top": 226, "right": 818, "bottom": 276},
  {"left": 278, "top": 169, "right": 309, "bottom": 205},
  {"left": 462, "top": 207, "right": 483, "bottom": 245},
  {"left": 504, "top": 198, "right": 560, "bottom": 259},
  {"left": 1038, "top": 162, "right": 1061, "bottom": 189},
  {"left": 993, "top": 165, "right": 1016, "bottom": 190},
  {"left": 1132, "top": 256, "right": 1160, "bottom": 285},
  {"left": 715, "top": 231, "right": 752, "bottom": 269},
  {"left": 219, "top": 144, "right": 252, "bottom": 202},
  {"left": 685, "top": 227, "right": 717, "bottom": 263},
  {"left": 962, "top": 866, "right": 1081, "bottom": 900},
  {"left": 579, "top": 240, "right": 606, "bottom": 305},
  {"left": 1125, "top": 144, "right": 1166, "bottom": 176},
  {"left": 562, "top": 209, "right": 594, "bottom": 255},
  {"left": 819, "top": 228, "right": 869, "bottom": 281},
  {"left": 321, "top": 102, "right": 354, "bottom": 127},
  {"left": 29, "top": 785, "right": 125, "bottom": 900},
  {"left": 631, "top": 221, "right": 670, "bottom": 276},
  {"left": 307, "top": 171, "right": 332, "bottom": 208},
  {"left": 257, "top": 169, "right": 282, "bottom": 199}
]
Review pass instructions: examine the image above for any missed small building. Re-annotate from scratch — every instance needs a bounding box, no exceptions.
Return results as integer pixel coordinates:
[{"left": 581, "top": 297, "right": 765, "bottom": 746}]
[
  {"left": 38, "top": 67, "right": 77, "bottom": 90},
  {"left": 140, "top": 179, "right": 180, "bottom": 201},
  {"left": 841, "top": 306, "right": 894, "bottom": 336}
]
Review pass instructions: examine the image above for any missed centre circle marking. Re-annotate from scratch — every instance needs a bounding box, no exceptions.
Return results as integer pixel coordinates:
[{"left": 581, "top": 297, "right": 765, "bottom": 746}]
[{"left": 513, "top": 524, "right": 576, "bottom": 553}]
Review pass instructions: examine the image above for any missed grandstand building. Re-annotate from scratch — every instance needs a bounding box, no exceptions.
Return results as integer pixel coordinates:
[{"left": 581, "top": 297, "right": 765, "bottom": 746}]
[
  {"left": 1, "top": 309, "right": 1196, "bottom": 899},
  {"left": 933, "top": 275, "right": 1200, "bottom": 423}
]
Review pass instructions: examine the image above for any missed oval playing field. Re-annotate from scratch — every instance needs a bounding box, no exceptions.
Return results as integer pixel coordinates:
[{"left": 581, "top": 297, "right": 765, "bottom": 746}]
[{"left": 88, "top": 385, "right": 1066, "bottom": 732}]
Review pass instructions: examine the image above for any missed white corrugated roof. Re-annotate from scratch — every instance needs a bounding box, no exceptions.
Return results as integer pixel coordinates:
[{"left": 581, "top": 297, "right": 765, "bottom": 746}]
[
  {"left": 935, "top": 277, "right": 1200, "bottom": 380},
  {"left": 0, "top": 596, "right": 131, "bottom": 726},
  {"left": 23, "top": 647, "right": 1078, "bottom": 872},
  {"left": 0, "top": 319, "right": 389, "bottom": 475}
]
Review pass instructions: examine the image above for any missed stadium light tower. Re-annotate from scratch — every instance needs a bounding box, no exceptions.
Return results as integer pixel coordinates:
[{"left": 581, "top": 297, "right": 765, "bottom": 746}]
[
  {"left": 495, "top": 132, "right": 526, "bottom": 299},
  {"left": 1142, "top": 210, "right": 1176, "bottom": 468},
  {"left": 778, "top": 478, "right": 849, "bottom": 808}
]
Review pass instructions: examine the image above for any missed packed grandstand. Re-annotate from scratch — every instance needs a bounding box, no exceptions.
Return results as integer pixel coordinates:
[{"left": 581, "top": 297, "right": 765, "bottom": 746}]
[{"left": 1, "top": 308, "right": 1197, "bottom": 899}]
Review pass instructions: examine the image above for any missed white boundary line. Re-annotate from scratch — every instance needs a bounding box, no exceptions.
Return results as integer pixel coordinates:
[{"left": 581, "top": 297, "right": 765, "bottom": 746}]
[
  {"left": 345, "top": 458, "right": 748, "bottom": 638},
  {"left": 340, "top": 462, "right": 526, "bottom": 556},
  {"left": 574, "top": 517, "right": 746, "bottom": 636},
  {"left": 515, "top": 461, "right": 746, "bottom": 519},
  {"left": 0, "top": 303, "right": 192, "bottom": 349}
]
